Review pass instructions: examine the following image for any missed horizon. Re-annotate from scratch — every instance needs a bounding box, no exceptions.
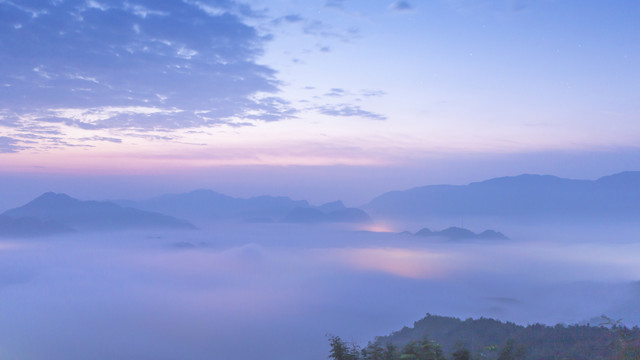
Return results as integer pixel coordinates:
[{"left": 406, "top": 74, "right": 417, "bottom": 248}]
[
  {"left": 2, "top": 167, "right": 639, "bottom": 212},
  {"left": 2, "top": 1, "right": 640, "bottom": 359}
]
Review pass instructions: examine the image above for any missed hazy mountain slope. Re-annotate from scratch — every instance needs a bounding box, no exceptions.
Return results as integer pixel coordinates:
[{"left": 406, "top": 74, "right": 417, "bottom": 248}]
[
  {"left": 412, "top": 226, "right": 508, "bottom": 240},
  {"left": 3, "top": 193, "right": 196, "bottom": 231},
  {"left": 0, "top": 215, "right": 73, "bottom": 238},
  {"left": 371, "top": 314, "right": 638, "bottom": 360},
  {"left": 119, "top": 189, "right": 311, "bottom": 222},
  {"left": 364, "top": 172, "right": 640, "bottom": 220},
  {"left": 119, "top": 190, "right": 373, "bottom": 223},
  {"left": 282, "top": 204, "right": 372, "bottom": 223}
]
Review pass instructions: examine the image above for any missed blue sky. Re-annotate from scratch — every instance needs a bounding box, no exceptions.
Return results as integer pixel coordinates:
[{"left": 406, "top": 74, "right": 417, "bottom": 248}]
[{"left": 0, "top": 0, "right": 639, "bottom": 203}]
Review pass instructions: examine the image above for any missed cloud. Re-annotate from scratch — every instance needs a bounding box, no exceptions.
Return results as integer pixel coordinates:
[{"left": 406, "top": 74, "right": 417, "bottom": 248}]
[
  {"left": 325, "top": 0, "right": 346, "bottom": 9},
  {"left": 78, "top": 136, "right": 123, "bottom": 144},
  {"left": 0, "top": 112, "right": 20, "bottom": 128},
  {"left": 0, "top": 0, "right": 293, "bottom": 148},
  {"left": 271, "top": 14, "right": 305, "bottom": 25},
  {"left": 0, "top": 136, "right": 26, "bottom": 153},
  {"left": 301, "top": 20, "right": 360, "bottom": 42},
  {"left": 360, "top": 89, "right": 387, "bottom": 97},
  {"left": 317, "top": 104, "right": 387, "bottom": 120},
  {"left": 390, "top": 1, "right": 414, "bottom": 12},
  {"left": 325, "top": 88, "right": 346, "bottom": 97}
]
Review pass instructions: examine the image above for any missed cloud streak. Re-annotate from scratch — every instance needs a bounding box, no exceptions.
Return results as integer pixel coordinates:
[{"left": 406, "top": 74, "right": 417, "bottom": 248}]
[
  {"left": 0, "top": 136, "right": 26, "bottom": 153},
  {"left": 317, "top": 104, "right": 387, "bottom": 120},
  {"left": 389, "top": 1, "right": 414, "bottom": 12}
]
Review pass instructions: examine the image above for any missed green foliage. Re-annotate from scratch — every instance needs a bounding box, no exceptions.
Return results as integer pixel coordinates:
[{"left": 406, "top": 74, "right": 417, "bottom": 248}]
[
  {"left": 328, "top": 335, "right": 361, "bottom": 360},
  {"left": 496, "top": 339, "right": 526, "bottom": 360},
  {"left": 328, "top": 335, "right": 447, "bottom": 360},
  {"left": 329, "top": 315, "right": 640, "bottom": 360}
]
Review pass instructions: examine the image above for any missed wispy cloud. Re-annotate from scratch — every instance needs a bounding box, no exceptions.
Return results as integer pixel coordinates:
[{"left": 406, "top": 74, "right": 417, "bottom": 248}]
[
  {"left": 325, "top": 0, "right": 347, "bottom": 9},
  {"left": 389, "top": 0, "right": 414, "bottom": 12},
  {"left": 360, "top": 89, "right": 387, "bottom": 97},
  {"left": 271, "top": 14, "right": 305, "bottom": 25},
  {"left": 0, "top": 136, "right": 27, "bottom": 153},
  {"left": 317, "top": 104, "right": 387, "bottom": 121},
  {"left": 77, "top": 136, "right": 123, "bottom": 144},
  {"left": 324, "top": 88, "right": 347, "bottom": 97}
]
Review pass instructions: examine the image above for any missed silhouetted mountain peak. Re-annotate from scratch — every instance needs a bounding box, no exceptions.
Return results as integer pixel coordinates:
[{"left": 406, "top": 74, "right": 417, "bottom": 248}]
[
  {"left": 469, "top": 174, "right": 573, "bottom": 189},
  {"left": 3, "top": 193, "right": 195, "bottom": 231},
  {"left": 414, "top": 228, "right": 433, "bottom": 236},
  {"left": 477, "top": 229, "right": 509, "bottom": 240},
  {"left": 438, "top": 226, "right": 476, "bottom": 238},
  {"left": 317, "top": 200, "right": 346, "bottom": 213},
  {"left": 412, "top": 227, "right": 508, "bottom": 240},
  {"left": 30, "top": 192, "right": 79, "bottom": 205},
  {"left": 596, "top": 171, "right": 640, "bottom": 186}
]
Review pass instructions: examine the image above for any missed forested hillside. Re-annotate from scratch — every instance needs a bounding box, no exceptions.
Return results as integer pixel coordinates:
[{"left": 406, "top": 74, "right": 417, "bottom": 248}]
[{"left": 329, "top": 314, "right": 640, "bottom": 360}]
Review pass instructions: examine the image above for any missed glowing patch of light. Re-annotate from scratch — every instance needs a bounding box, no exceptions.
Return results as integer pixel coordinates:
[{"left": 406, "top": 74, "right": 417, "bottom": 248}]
[
  {"left": 332, "top": 247, "right": 451, "bottom": 279},
  {"left": 0, "top": 242, "right": 24, "bottom": 251},
  {"left": 358, "top": 223, "right": 396, "bottom": 233}
]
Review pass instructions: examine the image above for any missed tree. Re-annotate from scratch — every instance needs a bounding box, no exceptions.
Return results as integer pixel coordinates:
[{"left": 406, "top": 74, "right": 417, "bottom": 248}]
[
  {"left": 328, "top": 335, "right": 361, "bottom": 360},
  {"left": 362, "top": 342, "right": 386, "bottom": 360},
  {"left": 496, "top": 339, "right": 525, "bottom": 360},
  {"left": 400, "top": 338, "right": 446, "bottom": 360},
  {"left": 451, "top": 348, "right": 471, "bottom": 360}
]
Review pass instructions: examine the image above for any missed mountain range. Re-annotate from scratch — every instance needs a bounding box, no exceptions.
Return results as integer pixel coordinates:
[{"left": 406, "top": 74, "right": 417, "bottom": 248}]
[
  {"left": 408, "top": 227, "right": 508, "bottom": 240},
  {"left": 117, "top": 190, "right": 371, "bottom": 224},
  {"left": 364, "top": 171, "right": 640, "bottom": 221},
  {"left": 115, "top": 189, "right": 309, "bottom": 222},
  {"left": 2, "top": 171, "right": 637, "bottom": 238},
  {"left": 1, "top": 192, "right": 195, "bottom": 237},
  {"left": 282, "top": 201, "right": 371, "bottom": 223}
]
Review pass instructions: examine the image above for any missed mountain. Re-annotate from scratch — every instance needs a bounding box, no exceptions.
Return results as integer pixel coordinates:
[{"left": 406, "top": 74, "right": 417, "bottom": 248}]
[
  {"left": 117, "top": 189, "right": 311, "bottom": 222},
  {"left": 364, "top": 171, "right": 640, "bottom": 221},
  {"left": 282, "top": 200, "right": 372, "bottom": 224},
  {"left": 0, "top": 215, "right": 73, "bottom": 238},
  {"left": 3, "top": 192, "right": 196, "bottom": 231},
  {"left": 317, "top": 200, "right": 348, "bottom": 213},
  {"left": 411, "top": 226, "right": 508, "bottom": 240},
  {"left": 120, "top": 190, "right": 373, "bottom": 224},
  {"left": 362, "top": 314, "right": 639, "bottom": 360}
]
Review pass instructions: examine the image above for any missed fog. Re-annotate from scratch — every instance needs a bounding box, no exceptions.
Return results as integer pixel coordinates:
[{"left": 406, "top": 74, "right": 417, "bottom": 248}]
[{"left": 1, "top": 222, "right": 639, "bottom": 360}]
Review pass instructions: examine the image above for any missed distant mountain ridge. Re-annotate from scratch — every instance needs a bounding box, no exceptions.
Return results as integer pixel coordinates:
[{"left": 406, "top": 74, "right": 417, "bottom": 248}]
[
  {"left": 116, "top": 189, "right": 310, "bottom": 222},
  {"left": 2, "top": 192, "right": 195, "bottom": 233},
  {"left": 410, "top": 227, "right": 508, "bottom": 240},
  {"left": 283, "top": 200, "right": 372, "bottom": 224},
  {"left": 120, "top": 190, "right": 372, "bottom": 224},
  {"left": 364, "top": 171, "right": 640, "bottom": 221}
]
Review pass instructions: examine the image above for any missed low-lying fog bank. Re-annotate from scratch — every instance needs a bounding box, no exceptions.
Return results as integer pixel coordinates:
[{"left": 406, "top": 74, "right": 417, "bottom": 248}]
[{"left": 1, "top": 222, "right": 639, "bottom": 360}]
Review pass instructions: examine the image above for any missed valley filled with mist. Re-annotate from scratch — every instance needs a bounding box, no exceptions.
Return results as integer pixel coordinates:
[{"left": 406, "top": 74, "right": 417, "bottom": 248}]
[{"left": 1, "top": 172, "right": 639, "bottom": 360}]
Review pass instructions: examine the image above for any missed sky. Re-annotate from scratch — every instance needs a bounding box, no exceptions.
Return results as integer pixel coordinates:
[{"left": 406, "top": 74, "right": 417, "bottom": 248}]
[{"left": 1, "top": 0, "right": 639, "bottom": 204}]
